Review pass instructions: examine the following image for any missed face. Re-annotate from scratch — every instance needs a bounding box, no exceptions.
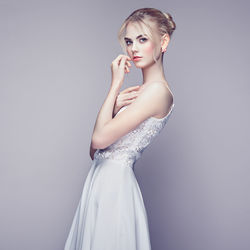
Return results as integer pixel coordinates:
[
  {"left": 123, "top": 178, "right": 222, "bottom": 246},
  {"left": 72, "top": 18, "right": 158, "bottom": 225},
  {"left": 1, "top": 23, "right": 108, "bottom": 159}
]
[{"left": 124, "top": 21, "right": 161, "bottom": 68}]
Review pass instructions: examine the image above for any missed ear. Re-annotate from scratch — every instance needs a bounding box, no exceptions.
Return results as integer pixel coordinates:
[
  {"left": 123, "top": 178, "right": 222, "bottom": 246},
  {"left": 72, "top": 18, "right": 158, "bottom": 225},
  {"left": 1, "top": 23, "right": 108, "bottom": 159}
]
[{"left": 161, "top": 33, "right": 170, "bottom": 51}]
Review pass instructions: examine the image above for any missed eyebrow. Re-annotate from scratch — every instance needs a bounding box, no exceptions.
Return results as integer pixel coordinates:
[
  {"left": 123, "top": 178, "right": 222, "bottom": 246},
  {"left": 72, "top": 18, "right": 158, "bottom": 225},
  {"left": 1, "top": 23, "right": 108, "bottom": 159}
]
[{"left": 124, "top": 34, "right": 147, "bottom": 40}]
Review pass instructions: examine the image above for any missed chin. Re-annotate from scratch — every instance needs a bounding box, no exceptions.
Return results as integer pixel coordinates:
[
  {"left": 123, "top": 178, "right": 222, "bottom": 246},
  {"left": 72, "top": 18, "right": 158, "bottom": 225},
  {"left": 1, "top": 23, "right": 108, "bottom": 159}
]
[
  {"left": 134, "top": 63, "right": 145, "bottom": 69},
  {"left": 134, "top": 60, "right": 154, "bottom": 69}
]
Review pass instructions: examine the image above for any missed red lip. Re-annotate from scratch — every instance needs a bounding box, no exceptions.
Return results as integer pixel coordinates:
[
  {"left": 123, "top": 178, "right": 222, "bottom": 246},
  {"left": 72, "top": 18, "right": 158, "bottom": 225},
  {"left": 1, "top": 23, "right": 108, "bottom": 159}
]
[{"left": 133, "top": 56, "right": 142, "bottom": 59}]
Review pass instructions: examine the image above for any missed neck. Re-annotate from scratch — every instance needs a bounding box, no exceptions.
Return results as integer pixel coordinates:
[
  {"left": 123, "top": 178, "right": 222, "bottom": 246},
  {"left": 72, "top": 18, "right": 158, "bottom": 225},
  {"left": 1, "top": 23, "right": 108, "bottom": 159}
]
[{"left": 141, "top": 57, "right": 166, "bottom": 85}]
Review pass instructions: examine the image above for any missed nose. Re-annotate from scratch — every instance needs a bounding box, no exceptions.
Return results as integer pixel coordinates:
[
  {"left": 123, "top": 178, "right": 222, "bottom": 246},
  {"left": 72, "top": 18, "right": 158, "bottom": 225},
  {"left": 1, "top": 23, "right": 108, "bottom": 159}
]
[{"left": 131, "top": 41, "right": 138, "bottom": 53}]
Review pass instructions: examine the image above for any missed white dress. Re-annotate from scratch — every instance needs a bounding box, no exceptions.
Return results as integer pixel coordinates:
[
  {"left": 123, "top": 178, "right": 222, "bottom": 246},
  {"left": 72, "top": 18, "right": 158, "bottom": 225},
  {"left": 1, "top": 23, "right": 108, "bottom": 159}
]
[{"left": 64, "top": 103, "right": 175, "bottom": 250}]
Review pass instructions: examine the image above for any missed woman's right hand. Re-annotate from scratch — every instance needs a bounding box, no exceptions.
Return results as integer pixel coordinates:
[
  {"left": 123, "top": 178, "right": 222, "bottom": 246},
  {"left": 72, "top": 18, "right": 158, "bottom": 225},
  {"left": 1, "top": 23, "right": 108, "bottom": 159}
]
[
  {"left": 111, "top": 54, "right": 132, "bottom": 89},
  {"left": 113, "top": 85, "right": 141, "bottom": 117}
]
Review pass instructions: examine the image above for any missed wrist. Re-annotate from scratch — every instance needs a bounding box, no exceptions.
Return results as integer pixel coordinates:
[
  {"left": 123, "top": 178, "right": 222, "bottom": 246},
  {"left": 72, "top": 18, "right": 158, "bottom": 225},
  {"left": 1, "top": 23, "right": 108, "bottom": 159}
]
[{"left": 109, "top": 84, "right": 120, "bottom": 95}]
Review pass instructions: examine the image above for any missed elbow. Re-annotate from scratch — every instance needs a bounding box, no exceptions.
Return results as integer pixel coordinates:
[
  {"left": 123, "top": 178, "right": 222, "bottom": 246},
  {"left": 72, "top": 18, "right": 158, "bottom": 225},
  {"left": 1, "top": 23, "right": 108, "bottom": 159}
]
[{"left": 91, "top": 133, "right": 107, "bottom": 150}]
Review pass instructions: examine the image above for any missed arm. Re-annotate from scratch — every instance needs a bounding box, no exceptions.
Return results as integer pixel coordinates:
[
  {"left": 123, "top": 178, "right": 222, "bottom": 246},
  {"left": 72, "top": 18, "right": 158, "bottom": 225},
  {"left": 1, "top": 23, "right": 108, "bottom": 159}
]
[
  {"left": 90, "top": 85, "right": 140, "bottom": 160},
  {"left": 89, "top": 54, "right": 134, "bottom": 159},
  {"left": 89, "top": 83, "right": 119, "bottom": 160},
  {"left": 91, "top": 82, "right": 170, "bottom": 149},
  {"left": 89, "top": 83, "right": 120, "bottom": 155}
]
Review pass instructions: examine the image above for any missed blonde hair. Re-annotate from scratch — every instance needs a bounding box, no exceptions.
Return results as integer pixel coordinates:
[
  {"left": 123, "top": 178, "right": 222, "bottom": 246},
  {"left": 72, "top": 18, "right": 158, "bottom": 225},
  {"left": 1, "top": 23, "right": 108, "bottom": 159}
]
[{"left": 118, "top": 8, "right": 176, "bottom": 61}]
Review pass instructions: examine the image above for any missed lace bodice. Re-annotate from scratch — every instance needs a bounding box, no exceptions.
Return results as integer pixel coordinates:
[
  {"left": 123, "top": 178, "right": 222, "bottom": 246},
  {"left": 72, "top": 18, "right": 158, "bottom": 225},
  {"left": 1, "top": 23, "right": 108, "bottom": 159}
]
[{"left": 94, "top": 104, "right": 175, "bottom": 167}]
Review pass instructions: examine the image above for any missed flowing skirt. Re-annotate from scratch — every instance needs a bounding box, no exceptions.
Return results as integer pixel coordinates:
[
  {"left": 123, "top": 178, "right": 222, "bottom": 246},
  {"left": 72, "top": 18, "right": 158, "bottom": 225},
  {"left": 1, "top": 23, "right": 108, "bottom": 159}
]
[{"left": 64, "top": 158, "right": 151, "bottom": 250}]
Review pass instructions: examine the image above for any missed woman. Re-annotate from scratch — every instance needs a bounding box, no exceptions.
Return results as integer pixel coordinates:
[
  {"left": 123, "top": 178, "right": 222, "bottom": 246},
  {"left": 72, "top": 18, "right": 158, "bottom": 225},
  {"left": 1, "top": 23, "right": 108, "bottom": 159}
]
[{"left": 64, "top": 7, "right": 176, "bottom": 250}]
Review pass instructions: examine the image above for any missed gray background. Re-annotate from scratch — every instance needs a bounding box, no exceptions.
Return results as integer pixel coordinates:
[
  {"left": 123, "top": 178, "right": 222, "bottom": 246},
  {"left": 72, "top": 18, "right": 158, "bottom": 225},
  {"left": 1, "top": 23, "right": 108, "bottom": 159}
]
[{"left": 1, "top": 0, "right": 249, "bottom": 249}]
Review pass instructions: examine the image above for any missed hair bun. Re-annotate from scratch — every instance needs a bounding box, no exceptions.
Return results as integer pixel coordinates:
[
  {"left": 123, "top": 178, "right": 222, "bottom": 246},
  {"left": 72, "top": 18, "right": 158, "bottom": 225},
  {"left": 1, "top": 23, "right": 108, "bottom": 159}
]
[
  {"left": 163, "top": 12, "right": 172, "bottom": 20},
  {"left": 163, "top": 12, "right": 176, "bottom": 30}
]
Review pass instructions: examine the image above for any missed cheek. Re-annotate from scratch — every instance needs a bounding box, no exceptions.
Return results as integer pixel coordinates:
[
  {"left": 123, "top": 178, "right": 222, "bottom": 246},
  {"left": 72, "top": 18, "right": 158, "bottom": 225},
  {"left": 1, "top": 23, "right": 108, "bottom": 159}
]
[{"left": 143, "top": 43, "right": 155, "bottom": 54}]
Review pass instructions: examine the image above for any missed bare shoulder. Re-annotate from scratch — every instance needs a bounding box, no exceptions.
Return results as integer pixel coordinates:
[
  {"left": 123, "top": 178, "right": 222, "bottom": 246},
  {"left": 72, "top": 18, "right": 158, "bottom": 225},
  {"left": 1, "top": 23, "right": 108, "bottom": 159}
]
[
  {"left": 138, "top": 81, "right": 168, "bottom": 100},
  {"left": 92, "top": 81, "right": 173, "bottom": 149},
  {"left": 140, "top": 81, "right": 173, "bottom": 96},
  {"left": 139, "top": 81, "right": 166, "bottom": 91},
  {"left": 140, "top": 81, "right": 174, "bottom": 117}
]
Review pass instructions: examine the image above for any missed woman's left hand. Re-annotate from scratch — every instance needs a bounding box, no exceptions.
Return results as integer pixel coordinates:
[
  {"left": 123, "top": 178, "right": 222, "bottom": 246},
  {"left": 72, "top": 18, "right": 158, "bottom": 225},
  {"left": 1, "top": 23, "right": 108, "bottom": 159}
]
[{"left": 113, "top": 85, "right": 141, "bottom": 117}]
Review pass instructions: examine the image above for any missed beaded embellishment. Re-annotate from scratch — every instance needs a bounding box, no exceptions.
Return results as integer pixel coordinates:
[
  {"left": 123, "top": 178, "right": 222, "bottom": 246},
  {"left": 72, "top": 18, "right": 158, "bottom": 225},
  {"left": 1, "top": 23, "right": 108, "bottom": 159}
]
[{"left": 94, "top": 104, "right": 175, "bottom": 166}]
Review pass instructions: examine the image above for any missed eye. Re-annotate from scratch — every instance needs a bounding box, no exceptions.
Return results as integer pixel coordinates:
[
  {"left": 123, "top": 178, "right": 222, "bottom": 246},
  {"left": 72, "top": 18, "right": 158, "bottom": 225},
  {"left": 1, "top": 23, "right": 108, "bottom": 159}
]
[
  {"left": 125, "top": 40, "right": 132, "bottom": 46},
  {"left": 140, "top": 38, "right": 147, "bottom": 42},
  {"left": 125, "top": 37, "right": 147, "bottom": 46}
]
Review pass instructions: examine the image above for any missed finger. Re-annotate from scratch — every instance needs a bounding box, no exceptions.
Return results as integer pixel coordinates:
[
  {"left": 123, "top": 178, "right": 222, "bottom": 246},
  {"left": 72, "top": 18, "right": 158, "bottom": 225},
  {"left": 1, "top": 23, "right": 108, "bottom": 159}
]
[
  {"left": 125, "top": 65, "right": 129, "bottom": 73},
  {"left": 119, "top": 56, "right": 127, "bottom": 69},
  {"left": 113, "top": 54, "right": 131, "bottom": 65},
  {"left": 126, "top": 61, "right": 132, "bottom": 67},
  {"left": 124, "top": 99, "right": 135, "bottom": 106},
  {"left": 125, "top": 55, "right": 132, "bottom": 60},
  {"left": 121, "top": 56, "right": 132, "bottom": 68},
  {"left": 119, "top": 85, "right": 140, "bottom": 95},
  {"left": 123, "top": 92, "right": 137, "bottom": 99},
  {"left": 126, "top": 92, "right": 139, "bottom": 100},
  {"left": 112, "top": 55, "right": 123, "bottom": 65},
  {"left": 111, "top": 55, "right": 124, "bottom": 68},
  {"left": 130, "top": 91, "right": 139, "bottom": 97},
  {"left": 124, "top": 63, "right": 130, "bottom": 72},
  {"left": 122, "top": 85, "right": 140, "bottom": 93}
]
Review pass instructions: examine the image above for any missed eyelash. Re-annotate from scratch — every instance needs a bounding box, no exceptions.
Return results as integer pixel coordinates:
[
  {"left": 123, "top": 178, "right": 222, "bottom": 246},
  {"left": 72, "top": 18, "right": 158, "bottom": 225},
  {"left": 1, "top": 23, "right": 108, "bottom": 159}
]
[{"left": 125, "top": 38, "right": 147, "bottom": 46}]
